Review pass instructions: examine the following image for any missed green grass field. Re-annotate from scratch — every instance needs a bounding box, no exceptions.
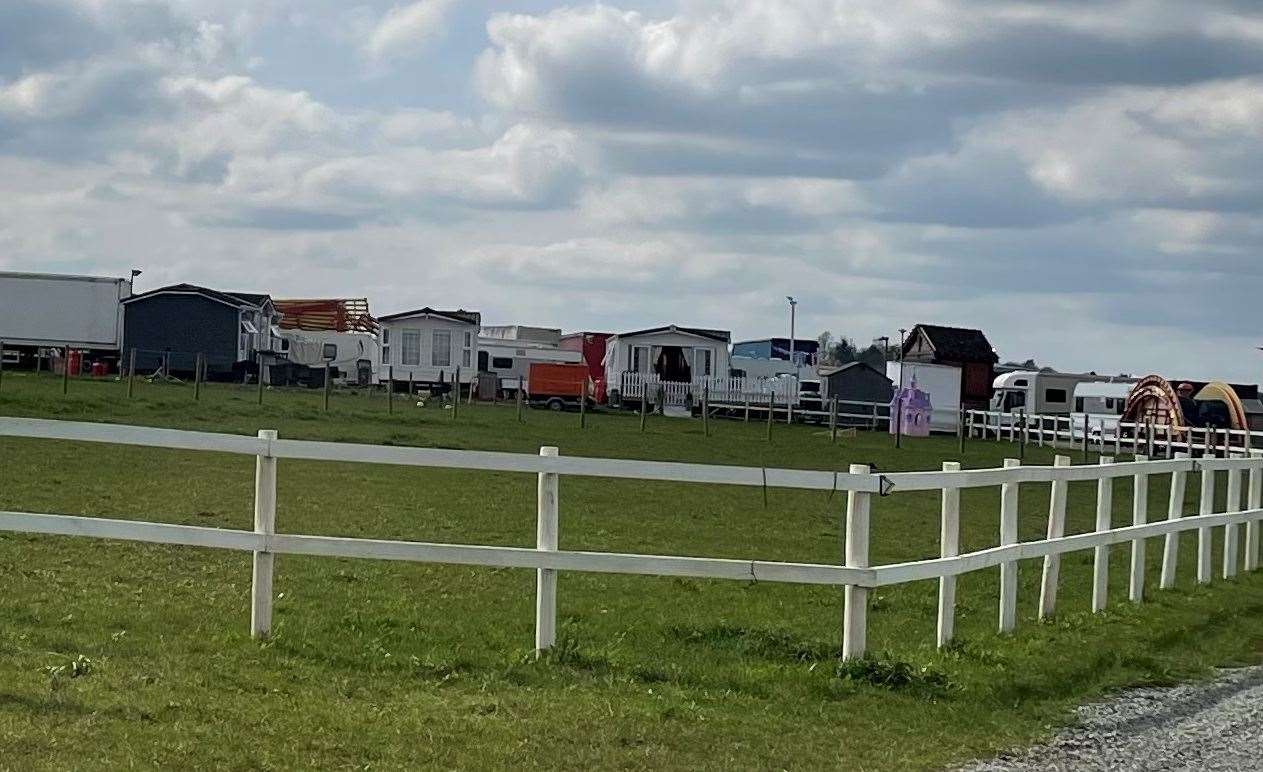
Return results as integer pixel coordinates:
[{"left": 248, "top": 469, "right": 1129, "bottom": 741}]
[{"left": 2, "top": 371, "right": 1261, "bottom": 770}]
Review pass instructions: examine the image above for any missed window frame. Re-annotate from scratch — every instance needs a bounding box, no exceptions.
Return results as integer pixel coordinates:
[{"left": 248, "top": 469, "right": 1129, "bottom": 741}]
[
  {"left": 401, "top": 329, "right": 421, "bottom": 366},
  {"left": 431, "top": 329, "right": 451, "bottom": 368}
]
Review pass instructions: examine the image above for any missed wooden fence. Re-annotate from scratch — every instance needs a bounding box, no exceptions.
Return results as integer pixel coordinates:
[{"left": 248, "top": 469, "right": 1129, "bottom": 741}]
[{"left": 2, "top": 417, "right": 1262, "bottom": 661}]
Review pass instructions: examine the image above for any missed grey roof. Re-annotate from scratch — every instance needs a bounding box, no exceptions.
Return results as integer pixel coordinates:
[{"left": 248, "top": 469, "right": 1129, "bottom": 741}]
[
  {"left": 617, "top": 324, "right": 731, "bottom": 343},
  {"left": 122, "top": 283, "right": 268, "bottom": 309},
  {"left": 378, "top": 307, "right": 481, "bottom": 325}
]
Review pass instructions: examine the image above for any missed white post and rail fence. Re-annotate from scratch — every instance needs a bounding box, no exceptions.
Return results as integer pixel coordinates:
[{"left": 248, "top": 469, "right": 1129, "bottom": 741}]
[
  {"left": 2, "top": 417, "right": 1262, "bottom": 660},
  {"left": 966, "top": 408, "right": 1259, "bottom": 457}
]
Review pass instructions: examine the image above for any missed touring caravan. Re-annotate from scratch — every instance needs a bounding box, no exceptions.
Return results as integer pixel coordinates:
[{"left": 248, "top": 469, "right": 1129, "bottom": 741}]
[{"left": 990, "top": 371, "right": 1112, "bottom": 416}]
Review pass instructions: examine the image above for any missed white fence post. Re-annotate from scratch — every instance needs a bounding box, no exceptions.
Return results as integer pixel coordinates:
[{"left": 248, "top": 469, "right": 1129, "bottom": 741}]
[
  {"left": 250, "top": 429, "right": 278, "bottom": 639},
  {"left": 937, "top": 461, "right": 961, "bottom": 648},
  {"left": 1247, "top": 451, "right": 1263, "bottom": 572},
  {"left": 1038, "top": 455, "right": 1071, "bottom": 619},
  {"left": 1091, "top": 456, "right": 1114, "bottom": 612},
  {"left": 1129, "top": 454, "right": 1149, "bottom": 602},
  {"left": 535, "top": 446, "right": 560, "bottom": 654},
  {"left": 843, "top": 463, "right": 872, "bottom": 661},
  {"left": 1224, "top": 461, "right": 1242, "bottom": 579},
  {"left": 999, "top": 458, "right": 1021, "bottom": 634},
  {"left": 1159, "top": 453, "right": 1190, "bottom": 590},
  {"left": 1197, "top": 461, "right": 1215, "bottom": 584}
]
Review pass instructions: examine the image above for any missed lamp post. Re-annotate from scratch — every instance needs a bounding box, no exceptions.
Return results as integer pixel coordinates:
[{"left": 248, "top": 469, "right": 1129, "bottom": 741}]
[
  {"left": 895, "top": 327, "right": 907, "bottom": 449},
  {"left": 786, "top": 296, "right": 798, "bottom": 379},
  {"left": 129, "top": 268, "right": 142, "bottom": 292}
]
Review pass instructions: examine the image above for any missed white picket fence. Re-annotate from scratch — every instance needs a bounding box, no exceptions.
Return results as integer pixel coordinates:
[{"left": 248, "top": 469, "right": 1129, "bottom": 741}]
[
  {"left": 616, "top": 372, "right": 799, "bottom": 406},
  {"left": 2, "top": 416, "right": 1262, "bottom": 661},
  {"left": 967, "top": 409, "right": 1261, "bottom": 457}
]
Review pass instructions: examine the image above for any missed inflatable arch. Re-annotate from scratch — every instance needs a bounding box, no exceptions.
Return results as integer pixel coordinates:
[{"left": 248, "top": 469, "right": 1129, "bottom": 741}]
[
  {"left": 1193, "top": 381, "right": 1248, "bottom": 430},
  {"left": 1120, "top": 375, "right": 1186, "bottom": 428}
]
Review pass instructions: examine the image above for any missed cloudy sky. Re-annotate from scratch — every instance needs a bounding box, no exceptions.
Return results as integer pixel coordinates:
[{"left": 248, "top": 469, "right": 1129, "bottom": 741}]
[{"left": 2, "top": 0, "right": 1260, "bottom": 380}]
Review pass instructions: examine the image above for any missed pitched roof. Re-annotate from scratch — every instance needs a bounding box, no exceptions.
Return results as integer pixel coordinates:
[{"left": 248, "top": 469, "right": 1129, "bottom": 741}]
[
  {"left": 818, "top": 361, "right": 889, "bottom": 379},
  {"left": 122, "top": 283, "right": 267, "bottom": 309},
  {"left": 616, "top": 324, "right": 731, "bottom": 343},
  {"left": 905, "top": 324, "right": 997, "bottom": 363},
  {"left": 378, "top": 307, "right": 481, "bottom": 325},
  {"left": 226, "top": 292, "right": 272, "bottom": 307}
]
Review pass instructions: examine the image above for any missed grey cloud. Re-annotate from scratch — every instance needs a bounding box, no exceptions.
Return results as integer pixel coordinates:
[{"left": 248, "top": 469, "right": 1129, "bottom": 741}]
[
  {"left": 194, "top": 207, "right": 370, "bottom": 231},
  {"left": 935, "top": 26, "right": 1263, "bottom": 87}
]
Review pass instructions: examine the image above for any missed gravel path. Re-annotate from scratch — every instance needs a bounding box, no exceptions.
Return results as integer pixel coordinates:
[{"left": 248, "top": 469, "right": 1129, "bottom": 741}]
[{"left": 963, "top": 666, "right": 1263, "bottom": 771}]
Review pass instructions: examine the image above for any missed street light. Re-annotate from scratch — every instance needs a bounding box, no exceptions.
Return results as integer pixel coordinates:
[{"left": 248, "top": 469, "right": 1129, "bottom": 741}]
[
  {"left": 129, "top": 269, "right": 142, "bottom": 292},
  {"left": 786, "top": 296, "right": 798, "bottom": 378}
]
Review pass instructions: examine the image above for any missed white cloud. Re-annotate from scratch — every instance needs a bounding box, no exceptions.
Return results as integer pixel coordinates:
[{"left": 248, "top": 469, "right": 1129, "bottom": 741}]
[{"left": 364, "top": 0, "right": 455, "bottom": 61}]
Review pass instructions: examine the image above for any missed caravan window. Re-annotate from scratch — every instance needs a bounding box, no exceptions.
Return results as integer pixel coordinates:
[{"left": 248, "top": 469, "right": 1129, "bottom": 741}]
[
  {"left": 491, "top": 357, "right": 513, "bottom": 369},
  {"left": 694, "top": 348, "right": 712, "bottom": 377},
  {"left": 1075, "top": 397, "right": 1085, "bottom": 412},
  {"left": 401, "top": 330, "right": 421, "bottom": 366},
  {"left": 381, "top": 328, "right": 390, "bottom": 365},
  {"left": 432, "top": 330, "right": 451, "bottom": 367},
  {"left": 1002, "top": 391, "right": 1026, "bottom": 411},
  {"left": 630, "top": 346, "right": 649, "bottom": 373},
  {"left": 1045, "top": 388, "right": 1068, "bottom": 404},
  {"left": 322, "top": 343, "right": 337, "bottom": 360}
]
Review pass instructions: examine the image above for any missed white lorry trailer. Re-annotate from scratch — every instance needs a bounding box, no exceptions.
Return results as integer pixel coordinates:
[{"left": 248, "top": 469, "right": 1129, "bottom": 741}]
[
  {"left": 0, "top": 271, "right": 131, "bottom": 367},
  {"left": 886, "top": 361, "right": 962, "bottom": 433}
]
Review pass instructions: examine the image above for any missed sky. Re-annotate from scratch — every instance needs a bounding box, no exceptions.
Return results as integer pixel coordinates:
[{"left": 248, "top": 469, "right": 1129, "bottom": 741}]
[{"left": 1, "top": 0, "right": 1260, "bottom": 381}]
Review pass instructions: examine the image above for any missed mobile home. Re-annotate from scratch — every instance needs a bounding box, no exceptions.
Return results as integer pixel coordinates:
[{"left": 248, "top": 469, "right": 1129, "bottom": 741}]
[{"left": 377, "top": 307, "right": 479, "bottom": 392}]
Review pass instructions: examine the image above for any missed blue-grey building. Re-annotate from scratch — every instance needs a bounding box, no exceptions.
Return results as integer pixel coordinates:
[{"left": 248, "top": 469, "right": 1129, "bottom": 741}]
[{"left": 731, "top": 337, "right": 818, "bottom": 365}]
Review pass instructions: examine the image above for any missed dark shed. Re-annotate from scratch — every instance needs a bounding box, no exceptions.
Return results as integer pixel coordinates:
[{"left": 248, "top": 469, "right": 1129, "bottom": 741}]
[
  {"left": 901, "top": 323, "right": 998, "bottom": 409},
  {"left": 819, "top": 362, "right": 894, "bottom": 406}
]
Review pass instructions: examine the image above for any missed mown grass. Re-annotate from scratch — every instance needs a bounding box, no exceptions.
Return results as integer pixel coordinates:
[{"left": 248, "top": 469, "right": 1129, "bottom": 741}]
[{"left": 1, "top": 371, "right": 1261, "bottom": 770}]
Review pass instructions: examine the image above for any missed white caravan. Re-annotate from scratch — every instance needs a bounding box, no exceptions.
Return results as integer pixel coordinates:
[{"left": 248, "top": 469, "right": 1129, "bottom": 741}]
[
  {"left": 886, "top": 361, "right": 962, "bottom": 433},
  {"left": 281, "top": 329, "right": 379, "bottom": 385},
  {"left": 990, "top": 371, "right": 1113, "bottom": 416},
  {"left": 479, "top": 338, "right": 581, "bottom": 393},
  {"left": 1069, "top": 381, "right": 1135, "bottom": 440}
]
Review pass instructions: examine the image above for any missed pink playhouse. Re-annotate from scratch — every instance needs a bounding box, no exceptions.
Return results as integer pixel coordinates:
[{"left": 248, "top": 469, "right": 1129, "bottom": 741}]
[{"left": 890, "top": 376, "right": 933, "bottom": 437}]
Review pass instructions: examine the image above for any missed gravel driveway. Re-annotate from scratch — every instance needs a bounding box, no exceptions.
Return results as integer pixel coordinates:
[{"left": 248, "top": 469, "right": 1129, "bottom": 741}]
[{"left": 963, "top": 666, "right": 1263, "bottom": 771}]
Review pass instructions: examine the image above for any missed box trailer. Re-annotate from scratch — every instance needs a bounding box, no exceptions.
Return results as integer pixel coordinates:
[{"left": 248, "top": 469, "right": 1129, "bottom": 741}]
[
  {"left": 886, "top": 361, "right": 962, "bottom": 433},
  {"left": 0, "top": 271, "right": 131, "bottom": 368},
  {"left": 527, "top": 362, "right": 594, "bottom": 411}
]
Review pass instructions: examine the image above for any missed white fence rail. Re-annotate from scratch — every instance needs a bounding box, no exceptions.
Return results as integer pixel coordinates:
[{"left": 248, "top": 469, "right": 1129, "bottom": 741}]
[
  {"left": 615, "top": 372, "right": 799, "bottom": 406},
  {"left": 967, "top": 409, "right": 1260, "bottom": 457},
  {"left": 3, "top": 416, "right": 1263, "bottom": 661}
]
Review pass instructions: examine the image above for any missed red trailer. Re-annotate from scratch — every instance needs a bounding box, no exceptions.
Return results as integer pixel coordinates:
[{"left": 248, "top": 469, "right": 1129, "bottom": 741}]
[{"left": 528, "top": 362, "right": 594, "bottom": 411}]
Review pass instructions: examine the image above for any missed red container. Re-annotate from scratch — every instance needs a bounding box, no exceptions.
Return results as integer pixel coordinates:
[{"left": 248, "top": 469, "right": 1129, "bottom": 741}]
[
  {"left": 91, "top": 361, "right": 109, "bottom": 377},
  {"left": 67, "top": 350, "right": 82, "bottom": 376},
  {"left": 528, "top": 362, "right": 590, "bottom": 399}
]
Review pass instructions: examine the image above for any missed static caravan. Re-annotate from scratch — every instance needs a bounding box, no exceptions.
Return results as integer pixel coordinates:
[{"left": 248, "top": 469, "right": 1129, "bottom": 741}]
[
  {"left": 122, "top": 284, "right": 282, "bottom": 379},
  {"left": 377, "top": 307, "right": 480, "bottom": 392},
  {"left": 603, "top": 325, "right": 731, "bottom": 406}
]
